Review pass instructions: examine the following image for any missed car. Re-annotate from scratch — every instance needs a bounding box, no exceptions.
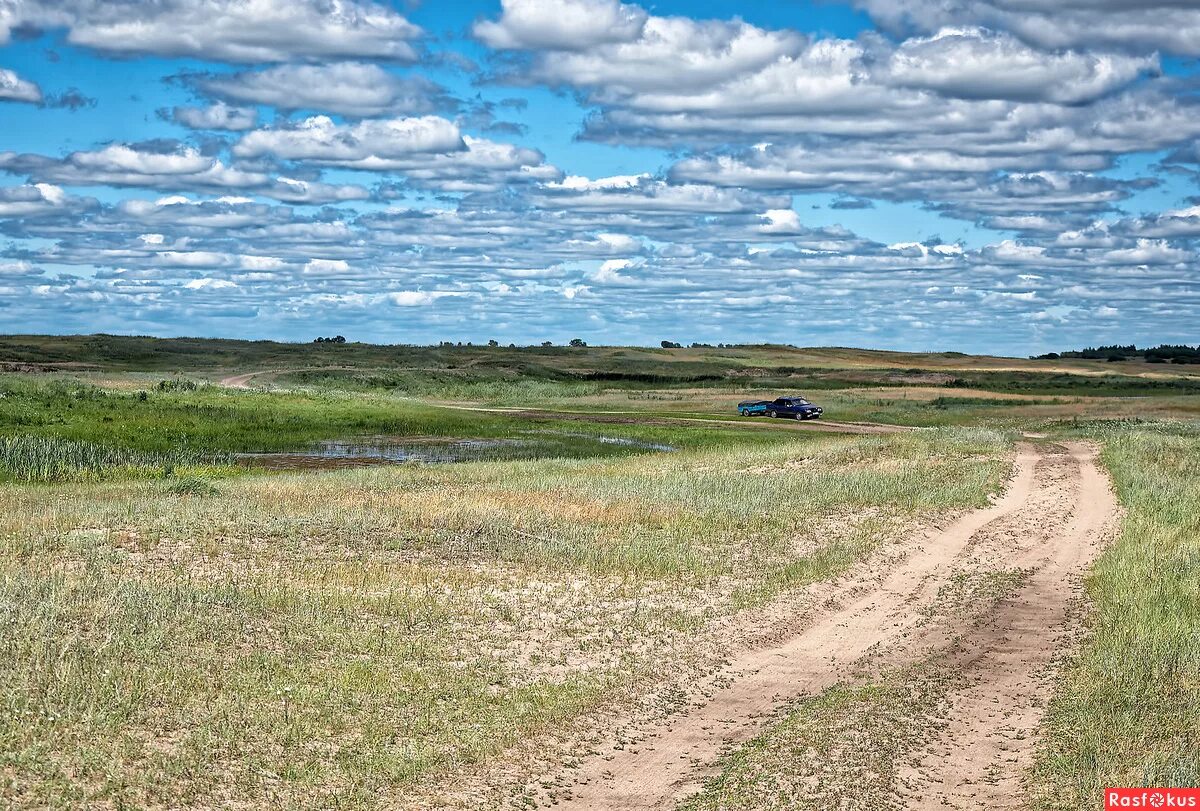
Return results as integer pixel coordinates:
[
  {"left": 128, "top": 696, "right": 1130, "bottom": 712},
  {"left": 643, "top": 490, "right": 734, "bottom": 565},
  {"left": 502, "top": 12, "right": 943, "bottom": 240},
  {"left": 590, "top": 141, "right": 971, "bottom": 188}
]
[{"left": 738, "top": 396, "right": 824, "bottom": 420}]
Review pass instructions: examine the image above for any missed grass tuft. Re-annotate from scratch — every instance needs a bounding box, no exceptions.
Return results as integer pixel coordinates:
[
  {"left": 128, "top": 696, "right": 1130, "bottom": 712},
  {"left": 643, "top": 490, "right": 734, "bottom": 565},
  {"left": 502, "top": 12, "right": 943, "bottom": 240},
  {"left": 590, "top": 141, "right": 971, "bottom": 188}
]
[{"left": 163, "top": 476, "right": 219, "bottom": 497}]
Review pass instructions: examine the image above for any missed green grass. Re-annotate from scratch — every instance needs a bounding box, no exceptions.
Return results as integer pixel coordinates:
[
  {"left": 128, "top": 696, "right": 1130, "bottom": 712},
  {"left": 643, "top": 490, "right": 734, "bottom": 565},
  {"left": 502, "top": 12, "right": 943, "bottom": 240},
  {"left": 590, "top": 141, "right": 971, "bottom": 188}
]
[
  {"left": 1031, "top": 425, "right": 1200, "bottom": 805},
  {"left": 0, "top": 435, "right": 219, "bottom": 483},
  {"left": 0, "top": 376, "right": 800, "bottom": 474}
]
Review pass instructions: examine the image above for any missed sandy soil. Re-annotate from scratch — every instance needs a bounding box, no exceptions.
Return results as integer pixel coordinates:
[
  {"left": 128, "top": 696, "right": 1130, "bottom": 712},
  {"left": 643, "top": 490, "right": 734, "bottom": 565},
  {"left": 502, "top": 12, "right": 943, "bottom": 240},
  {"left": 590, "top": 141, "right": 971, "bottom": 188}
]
[{"left": 520, "top": 441, "right": 1117, "bottom": 810}]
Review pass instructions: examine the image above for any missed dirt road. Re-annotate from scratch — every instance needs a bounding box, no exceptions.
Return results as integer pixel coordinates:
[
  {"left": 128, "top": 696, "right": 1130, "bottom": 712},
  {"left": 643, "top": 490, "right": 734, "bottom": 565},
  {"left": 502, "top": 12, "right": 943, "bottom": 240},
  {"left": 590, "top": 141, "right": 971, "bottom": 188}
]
[
  {"left": 218, "top": 370, "right": 265, "bottom": 388},
  {"left": 217, "top": 369, "right": 908, "bottom": 435},
  {"left": 538, "top": 441, "right": 1117, "bottom": 810}
]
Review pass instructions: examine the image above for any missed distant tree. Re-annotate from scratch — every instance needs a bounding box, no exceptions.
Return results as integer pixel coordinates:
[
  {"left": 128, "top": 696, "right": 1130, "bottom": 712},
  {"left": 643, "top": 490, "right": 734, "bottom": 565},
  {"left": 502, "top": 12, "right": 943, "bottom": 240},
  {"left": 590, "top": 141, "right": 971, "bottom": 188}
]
[
  {"left": 333, "top": 335, "right": 346, "bottom": 344},
  {"left": 661, "top": 340, "right": 682, "bottom": 349},
  {"left": 487, "top": 339, "right": 499, "bottom": 347},
  {"left": 569, "top": 337, "right": 587, "bottom": 347},
  {"left": 508, "top": 343, "right": 516, "bottom": 348}
]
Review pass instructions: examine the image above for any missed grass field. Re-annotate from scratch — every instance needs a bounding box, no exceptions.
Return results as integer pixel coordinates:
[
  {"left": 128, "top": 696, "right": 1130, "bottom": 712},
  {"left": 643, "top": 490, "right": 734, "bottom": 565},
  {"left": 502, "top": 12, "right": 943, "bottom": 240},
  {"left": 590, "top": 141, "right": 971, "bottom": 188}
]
[
  {"left": 1, "top": 335, "right": 1196, "bottom": 809},
  {"left": 1031, "top": 425, "right": 1200, "bottom": 805}
]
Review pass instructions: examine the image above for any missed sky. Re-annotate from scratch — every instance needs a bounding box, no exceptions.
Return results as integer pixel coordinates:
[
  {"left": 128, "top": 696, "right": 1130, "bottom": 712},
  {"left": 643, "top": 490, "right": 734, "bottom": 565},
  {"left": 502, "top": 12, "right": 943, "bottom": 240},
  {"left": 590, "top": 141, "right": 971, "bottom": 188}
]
[{"left": 1, "top": 1, "right": 1199, "bottom": 354}]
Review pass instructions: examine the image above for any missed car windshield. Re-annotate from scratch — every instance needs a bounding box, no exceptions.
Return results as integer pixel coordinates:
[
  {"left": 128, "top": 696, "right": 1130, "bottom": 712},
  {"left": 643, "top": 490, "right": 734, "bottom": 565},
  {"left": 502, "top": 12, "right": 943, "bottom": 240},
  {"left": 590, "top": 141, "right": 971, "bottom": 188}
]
[{"left": 788, "top": 398, "right": 810, "bottom": 405}]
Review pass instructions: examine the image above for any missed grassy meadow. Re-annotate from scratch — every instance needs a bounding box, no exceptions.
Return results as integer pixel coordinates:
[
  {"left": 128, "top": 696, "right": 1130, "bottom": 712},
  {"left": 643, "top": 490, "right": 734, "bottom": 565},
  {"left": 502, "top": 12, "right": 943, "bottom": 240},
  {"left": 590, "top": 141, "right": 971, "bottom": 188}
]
[{"left": 0, "top": 334, "right": 1197, "bottom": 808}]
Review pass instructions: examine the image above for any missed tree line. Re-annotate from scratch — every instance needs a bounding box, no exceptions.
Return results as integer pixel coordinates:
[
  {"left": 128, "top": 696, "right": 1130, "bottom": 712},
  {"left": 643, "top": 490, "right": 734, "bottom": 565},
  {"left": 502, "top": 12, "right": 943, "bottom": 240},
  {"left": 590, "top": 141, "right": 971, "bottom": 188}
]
[{"left": 1033, "top": 344, "right": 1200, "bottom": 363}]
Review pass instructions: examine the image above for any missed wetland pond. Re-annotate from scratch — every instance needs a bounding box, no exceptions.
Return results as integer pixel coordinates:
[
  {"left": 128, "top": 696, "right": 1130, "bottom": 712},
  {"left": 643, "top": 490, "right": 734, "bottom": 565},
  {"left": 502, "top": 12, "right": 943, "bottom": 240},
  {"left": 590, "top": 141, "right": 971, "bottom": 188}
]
[{"left": 236, "top": 431, "right": 675, "bottom": 471}]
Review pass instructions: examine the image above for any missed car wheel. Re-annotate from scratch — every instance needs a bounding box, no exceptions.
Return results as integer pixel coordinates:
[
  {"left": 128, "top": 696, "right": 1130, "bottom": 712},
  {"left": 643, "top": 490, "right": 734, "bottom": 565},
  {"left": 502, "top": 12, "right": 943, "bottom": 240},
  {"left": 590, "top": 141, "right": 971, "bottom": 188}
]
[
  {"left": 795, "top": 413, "right": 804, "bottom": 420},
  {"left": 768, "top": 410, "right": 777, "bottom": 418}
]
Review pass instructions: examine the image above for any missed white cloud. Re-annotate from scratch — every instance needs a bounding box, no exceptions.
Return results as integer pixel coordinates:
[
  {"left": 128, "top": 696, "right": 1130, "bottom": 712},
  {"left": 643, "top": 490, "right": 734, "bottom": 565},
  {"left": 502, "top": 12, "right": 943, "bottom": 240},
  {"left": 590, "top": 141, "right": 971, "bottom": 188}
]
[
  {"left": 592, "top": 258, "right": 639, "bottom": 282},
  {"left": 185, "top": 277, "right": 238, "bottom": 290},
  {"left": 172, "top": 102, "right": 258, "bottom": 131},
  {"left": 304, "top": 258, "right": 351, "bottom": 275},
  {"left": 199, "top": 63, "right": 448, "bottom": 117},
  {"left": 857, "top": 0, "right": 1200, "bottom": 57},
  {"left": 535, "top": 176, "right": 785, "bottom": 213},
  {"left": 517, "top": 12, "right": 805, "bottom": 94},
  {"left": 0, "top": 68, "right": 42, "bottom": 104},
  {"left": 883, "top": 27, "right": 1157, "bottom": 105},
  {"left": 758, "top": 209, "right": 802, "bottom": 234},
  {"left": 0, "top": 144, "right": 371, "bottom": 203},
  {"left": 5, "top": 0, "right": 422, "bottom": 63},
  {"left": 388, "top": 290, "right": 463, "bottom": 306},
  {"left": 232, "top": 115, "right": 465, "bottom": 164},
  {"left": 474, "top": 0, "right": 647, "bottom": 50},
  {"left": 548, "top": 173, "right": 648, "bottom": 191},
  {"left": 0, "top": 183, "right": 88, "bottom": 217}
]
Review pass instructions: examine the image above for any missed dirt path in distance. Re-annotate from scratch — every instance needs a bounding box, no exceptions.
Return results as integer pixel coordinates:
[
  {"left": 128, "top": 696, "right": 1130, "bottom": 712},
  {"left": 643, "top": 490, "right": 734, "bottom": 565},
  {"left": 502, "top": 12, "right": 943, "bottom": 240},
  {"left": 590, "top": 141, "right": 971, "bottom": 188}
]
[
  {"left": 218, "top": 370, "right": 266, "bottom": 388},
  {"left": 216, "top": 370, "right": 909, "bottom": 435}
]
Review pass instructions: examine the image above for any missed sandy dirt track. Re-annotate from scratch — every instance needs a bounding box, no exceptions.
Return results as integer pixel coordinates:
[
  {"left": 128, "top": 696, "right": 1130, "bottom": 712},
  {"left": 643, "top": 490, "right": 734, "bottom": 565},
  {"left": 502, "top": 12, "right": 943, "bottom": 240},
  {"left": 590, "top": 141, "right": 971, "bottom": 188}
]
[{"left": 537, "top": 442, "right": 1117, "bottom": 810}]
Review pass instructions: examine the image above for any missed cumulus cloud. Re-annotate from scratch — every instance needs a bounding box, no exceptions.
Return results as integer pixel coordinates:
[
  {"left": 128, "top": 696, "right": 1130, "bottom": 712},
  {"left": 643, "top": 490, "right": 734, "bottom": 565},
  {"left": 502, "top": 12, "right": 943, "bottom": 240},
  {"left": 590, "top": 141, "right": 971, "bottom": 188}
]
[
  {"left": 10, "top": 178, "right": 1195, "bottom": 349},
  {"left": 0, "top": 143, "right": 369, "bottom": 204},
  {"left": 392, "top": 136, "right": 561, "bottom": 192},
  {"left": 171, "top": 102, "right": 257, "bottom": 131},
  {"left": 506, "top": 11, "right": 806, "bottom": 95},
  {"left": 535, "top": 174, "right": 786, "bottom": 213},
  {"left": 882, "top": 27, "right": 1158, "bottom": 105},
  {"left": 0, "top": 68, "right": 43, "bottom": 104},
  {"left": 591, "top": 257, "right": 641, "bottom": 282},
  {"left": 196, "top": 63, "right": 453, "bottom": 118},
  {"left": 0, "top": 183, "right": 94, "bottom": 218},
  {"left": 388, "top": 290, "right": 465, "bottom": 306},
  {"left": 232, "top": 115, "right": 465, "bottom": 165},
  {"left": 856, "top": 0, "right": 1200, "bottom": 57},
  {"left": 3, "top": 0, "right": 422, "bottom": 63},
  {"left": 758, "top": 209, "right": 804, "bottom": 234},
  {"left": 474, "top": 0, "right": 648, "bottom": 50},
  {"left": 475, "top": 2, "right": 1180, "bottom": 218}
]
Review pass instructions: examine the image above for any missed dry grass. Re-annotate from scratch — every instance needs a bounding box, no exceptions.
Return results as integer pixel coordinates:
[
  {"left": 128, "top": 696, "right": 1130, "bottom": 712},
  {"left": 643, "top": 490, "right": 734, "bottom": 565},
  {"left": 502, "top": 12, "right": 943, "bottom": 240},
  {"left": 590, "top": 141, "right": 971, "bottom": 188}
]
[{"left": 0, "top": 427, "right": 1009, "bottom": 809}]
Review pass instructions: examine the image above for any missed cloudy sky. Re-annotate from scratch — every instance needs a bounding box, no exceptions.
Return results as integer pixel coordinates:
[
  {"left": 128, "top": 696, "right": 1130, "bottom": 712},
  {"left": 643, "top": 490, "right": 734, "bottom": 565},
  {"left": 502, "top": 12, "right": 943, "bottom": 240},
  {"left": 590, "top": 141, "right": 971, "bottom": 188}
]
[{"left": 1, "top": 0, "right": 1198, "bottom": 353}]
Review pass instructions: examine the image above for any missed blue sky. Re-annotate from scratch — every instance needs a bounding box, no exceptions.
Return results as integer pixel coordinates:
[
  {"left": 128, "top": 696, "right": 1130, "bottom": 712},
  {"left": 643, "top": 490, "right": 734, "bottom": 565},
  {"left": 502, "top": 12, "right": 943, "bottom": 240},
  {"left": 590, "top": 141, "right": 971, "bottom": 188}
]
[{"left": 1, "top": 0, "right": 1199, "bottom": 353}]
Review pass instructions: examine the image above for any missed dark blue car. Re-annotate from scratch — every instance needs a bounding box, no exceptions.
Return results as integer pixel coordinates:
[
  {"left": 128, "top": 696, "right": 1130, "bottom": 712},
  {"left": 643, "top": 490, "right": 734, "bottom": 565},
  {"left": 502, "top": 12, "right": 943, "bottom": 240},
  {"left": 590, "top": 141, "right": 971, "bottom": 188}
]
[{"left": 738, "top": 396, "right": 824, "bottom": 420}]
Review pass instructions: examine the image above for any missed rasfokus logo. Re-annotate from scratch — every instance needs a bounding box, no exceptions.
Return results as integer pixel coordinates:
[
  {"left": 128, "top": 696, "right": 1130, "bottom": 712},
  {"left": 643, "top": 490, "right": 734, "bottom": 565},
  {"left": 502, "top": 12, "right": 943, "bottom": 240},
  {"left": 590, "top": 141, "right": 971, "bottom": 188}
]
[{"left": 1107, "top": 789, "right": 1200, "bottom": 809}]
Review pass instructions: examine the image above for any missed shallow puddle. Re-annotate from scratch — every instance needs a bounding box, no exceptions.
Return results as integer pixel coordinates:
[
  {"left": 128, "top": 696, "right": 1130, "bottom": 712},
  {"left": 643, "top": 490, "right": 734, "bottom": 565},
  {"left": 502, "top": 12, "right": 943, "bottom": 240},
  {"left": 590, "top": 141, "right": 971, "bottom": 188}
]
[{"left": 235, "top": 431, "right": 676, "bottom": 471}]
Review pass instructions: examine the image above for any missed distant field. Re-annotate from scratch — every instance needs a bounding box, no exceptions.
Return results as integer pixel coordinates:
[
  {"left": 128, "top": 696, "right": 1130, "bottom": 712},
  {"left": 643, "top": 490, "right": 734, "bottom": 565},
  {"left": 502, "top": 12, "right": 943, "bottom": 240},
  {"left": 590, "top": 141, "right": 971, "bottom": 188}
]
[{"left": 0, "top": 335, "right": 1195, "bottom": 809}]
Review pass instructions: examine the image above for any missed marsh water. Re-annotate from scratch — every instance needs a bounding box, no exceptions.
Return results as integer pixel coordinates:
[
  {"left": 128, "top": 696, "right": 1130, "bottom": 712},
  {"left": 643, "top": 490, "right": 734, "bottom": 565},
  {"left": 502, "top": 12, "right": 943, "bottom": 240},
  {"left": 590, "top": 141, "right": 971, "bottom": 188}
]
[{"left": 235, "top": 432, "right": 675, "bottom": 471}]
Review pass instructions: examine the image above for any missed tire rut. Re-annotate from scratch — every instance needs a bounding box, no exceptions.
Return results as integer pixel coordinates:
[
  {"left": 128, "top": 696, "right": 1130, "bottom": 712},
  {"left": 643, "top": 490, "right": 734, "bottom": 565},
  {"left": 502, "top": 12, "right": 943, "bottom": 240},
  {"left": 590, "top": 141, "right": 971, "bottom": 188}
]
[
  {"left": 540, "top": 441, "right": 1117, "bottom": 810},
  {"left": 895, "top": 442, "right": 1118, "bottom": 809}
]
